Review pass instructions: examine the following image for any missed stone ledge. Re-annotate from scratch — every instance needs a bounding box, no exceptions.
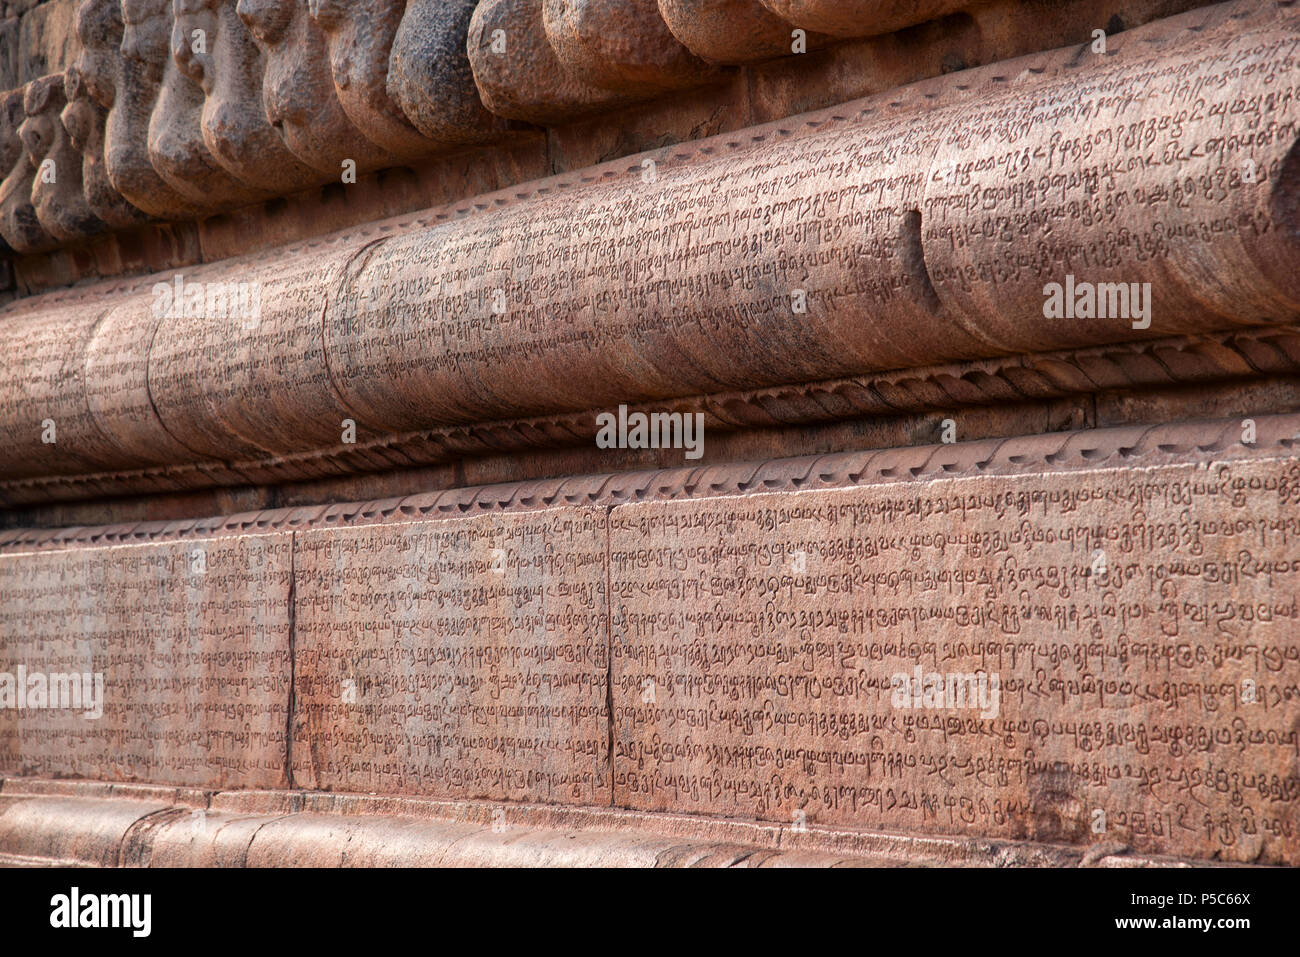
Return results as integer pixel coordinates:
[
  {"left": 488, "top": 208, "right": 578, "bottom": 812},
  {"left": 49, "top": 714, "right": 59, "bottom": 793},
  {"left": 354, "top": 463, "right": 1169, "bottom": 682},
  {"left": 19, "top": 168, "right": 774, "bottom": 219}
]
[
  {"left": 0, "top": 780, "right": 1232, "bottom": 868},
  {"left": 2, "top": 0, "right": 1297, "bottom": 504},
  {"left": 2, "top": 420, "right": 1297, "bottom": 864},
  {"left": 4, "top": 411, "right": 1297, "bottom": 551}
]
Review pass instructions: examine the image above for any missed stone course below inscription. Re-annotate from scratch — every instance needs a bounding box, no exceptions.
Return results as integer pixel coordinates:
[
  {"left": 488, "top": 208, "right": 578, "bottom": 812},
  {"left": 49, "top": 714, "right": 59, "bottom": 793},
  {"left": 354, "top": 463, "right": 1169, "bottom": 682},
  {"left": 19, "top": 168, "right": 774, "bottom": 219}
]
[
  {"left": 0, "top": 436, "right": 1296, "bottom": 863},
  {"left": 609, "top": 458, "right": 1300, "bottom": 864},
  {"left": 291, "top": 508, "right": 610, "bottom": 805},
  {"left": 0, "top": 533, "right": 292, "bottom": 788}
]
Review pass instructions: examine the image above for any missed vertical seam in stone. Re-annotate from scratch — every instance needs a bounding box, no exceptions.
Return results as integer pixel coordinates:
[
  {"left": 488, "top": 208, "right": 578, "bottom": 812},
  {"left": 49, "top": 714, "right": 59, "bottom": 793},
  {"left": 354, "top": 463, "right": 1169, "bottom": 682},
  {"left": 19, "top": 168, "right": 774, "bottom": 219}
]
[
  {"left": 603, "top": 505, "right": 614, "bottom": 807},
  {"left": 285, "top": 531, "right": 297, "bottom": 790},
  {"left": 142, "top": 300, "right": 210, "bottom": 460},
  {"left": 320, "top": 237, "right": 391, "bottom": 430}
]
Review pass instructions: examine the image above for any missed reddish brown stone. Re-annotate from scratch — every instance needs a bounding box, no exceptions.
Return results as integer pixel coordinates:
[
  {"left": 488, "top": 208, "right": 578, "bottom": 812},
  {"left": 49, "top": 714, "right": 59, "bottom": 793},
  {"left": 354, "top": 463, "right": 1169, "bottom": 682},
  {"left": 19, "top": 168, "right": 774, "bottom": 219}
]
[
  {"left": 0, "top": 534, "right": 293, "bottom": 789},
  {"left": 386, "top": 0, "right": 514, "bottom": 147},
  {"left": 542, "top": 0, "right": 725, "bottom": 96},
  {"left": 0, "top": 84, "right": 57, "bottom": 252},
  {"left": 61, "top": 67, "right": 151, "bottom": 229},
  {"left": 125, "top": 0, "right": 273, "bottom": 210},
  {"left": 173, "top": 0, "right": 325, "bottom": 194},
  {"left": 236, "top": 0, "right": 399, "bottom": 174},
  {"left": 469, "top": 0, "right": 635, "bottom": 126},
  {"left": 758, "top": 0, "right": 974, "bottom": 38},
  {"left": 22, "top": 73, "right": 107, "bottom": 242},
  {"left": 309, "top": 0, "right": 440, "bottom": 163},
  {"left": 608, "top": 456, "right": 1300, "bottom": 864},
  {"left": 291, "top": 508, "right": 610, "bottom": 804},
  {"left": 83, "top": 0, "right": 204, "bottom": 219},
  {"left": 658, "top": 0, "right": 826, "bottom": 64}
]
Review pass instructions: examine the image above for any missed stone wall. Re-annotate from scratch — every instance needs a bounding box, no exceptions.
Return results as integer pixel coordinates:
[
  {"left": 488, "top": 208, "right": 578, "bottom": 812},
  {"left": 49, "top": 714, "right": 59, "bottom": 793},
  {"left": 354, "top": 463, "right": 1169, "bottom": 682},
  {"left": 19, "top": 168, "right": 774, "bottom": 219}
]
[{"left": 0, "top": 0, "right": 1297, "bottom": 869}]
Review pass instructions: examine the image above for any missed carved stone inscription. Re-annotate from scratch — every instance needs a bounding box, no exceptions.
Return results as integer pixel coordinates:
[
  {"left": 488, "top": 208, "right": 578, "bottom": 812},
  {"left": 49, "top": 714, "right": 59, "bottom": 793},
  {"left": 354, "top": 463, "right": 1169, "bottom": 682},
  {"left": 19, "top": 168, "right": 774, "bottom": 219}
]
[
  {"left": 324, "top": 5, "right": 1300, "bottom": 430},
  {"left": 292, "top": 508, "right": 610, "bottom": 804},
  {"left": 0, "top": 534, "right": 292, "bottom": 788},
  {"left": 609, "top": 459, "right": 1300, "bottom": 864}
]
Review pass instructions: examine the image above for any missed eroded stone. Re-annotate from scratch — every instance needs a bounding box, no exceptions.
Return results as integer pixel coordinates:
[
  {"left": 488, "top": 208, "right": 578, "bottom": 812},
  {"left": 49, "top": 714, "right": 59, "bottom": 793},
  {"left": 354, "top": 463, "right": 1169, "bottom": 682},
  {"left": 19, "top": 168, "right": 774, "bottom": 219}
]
[
  {"left": 468, "top": 0, "right": 634, "bottom": 126},
  {"left": 387, "top": 0, "right": 513, "bottom": 147},
  {"left": 0, "top": 83, "right": 57, "bottom": 252},
  {"left": 542, "top": 0, "right": 724, "bottom": 96},
  {"left": 758, "top": 0, "right": 974, "bottom": 38},
  {"left": 291, "top": 509, "right": 610, "bottom": 804},
  {"left": 608, "top": 457, "right": 1300, "bottom": 864},
  {"left": 658, "top": 0, "right": 826, "bottom": 64},
  {"left": 82, "top": 0, "right": 204, "bottom": 219},
  {"left": 23, "top": 73, "right": 107, "bottom": 242},
  {"left": 309, "top": 0, "right": 438, "bottom": 163},
  {"left": 0, "top": 534, "right": 293, "bottom": 788},
  {"left": 62, "top": 56, "right": 151, "bottom": 229},
  {"left": 173, "top": 0, "right": 324, "bottom": 194},
  {"left": 127, "top": 0, "right": 273, "bottom": 210},
  {"left": 236, "top": 0, "right": 399, "bottom": 174}
]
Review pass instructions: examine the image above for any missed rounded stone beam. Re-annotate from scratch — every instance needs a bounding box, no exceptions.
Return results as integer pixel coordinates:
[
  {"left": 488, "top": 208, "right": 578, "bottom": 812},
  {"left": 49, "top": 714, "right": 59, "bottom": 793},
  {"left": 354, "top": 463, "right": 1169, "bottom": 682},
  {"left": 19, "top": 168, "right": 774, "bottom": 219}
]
[
  {"left": 468, "top": 0, "right": 636, "bottom": 126},
  {"left": 657, "top": 0, "right": 825, "bottom": 64},
  {"left": 757, "top": 0, "right": 976, "bottom": 38},
  {"left": 542, "top": 0, "right": 725, "bottom": 96},
  {"left": 0, "top": 0, "right": 1295, "bottom": 480}
]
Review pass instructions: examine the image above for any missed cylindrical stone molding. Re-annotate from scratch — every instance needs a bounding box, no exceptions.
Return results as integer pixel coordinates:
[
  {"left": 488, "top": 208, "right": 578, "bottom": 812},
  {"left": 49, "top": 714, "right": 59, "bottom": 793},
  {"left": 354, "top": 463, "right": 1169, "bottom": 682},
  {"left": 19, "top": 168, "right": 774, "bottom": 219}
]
[{"left": 0, "top": 0, "right": 1296, "bottom": 483}]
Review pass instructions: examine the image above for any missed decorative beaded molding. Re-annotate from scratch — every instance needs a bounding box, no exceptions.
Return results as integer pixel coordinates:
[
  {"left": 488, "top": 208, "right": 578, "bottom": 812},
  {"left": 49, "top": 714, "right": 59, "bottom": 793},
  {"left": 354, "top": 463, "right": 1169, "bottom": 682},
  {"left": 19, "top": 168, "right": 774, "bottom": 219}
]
[
  {"left": 0, "top": 326, "right": 1294, "bottom": 508},
  {"left": 3, "top": 411, "right": 1296, "bottom": 552}
]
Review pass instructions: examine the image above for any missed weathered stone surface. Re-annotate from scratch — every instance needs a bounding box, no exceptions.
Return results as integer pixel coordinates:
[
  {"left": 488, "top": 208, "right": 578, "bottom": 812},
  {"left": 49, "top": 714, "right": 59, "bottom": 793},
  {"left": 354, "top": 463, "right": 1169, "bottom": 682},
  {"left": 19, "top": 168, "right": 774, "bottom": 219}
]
[
  {"left": 125, "top": 0, "right": 272, "bottom": 210},
  {"left": 0, "top": 783, "right": 951, "bottom": 867},
  {"left": 322, "top": 3, "right": 1300, "bottom": 427},
  {"left": 543, "top": 0, "right": 724, "bottom": 96},
  {"left": 0, "top": 534, "right": 293, "bottom": 788},
  {"left": 0, "top": 83, "right": 57, "bottom": 252},
  {"left": 309, "top": 0, "right": 438, "bottom": 163},
  {"left": 387, "top": 0, "right": 512, "bottom": 147},
  {"left": 608, "top": 456, "right": 1300, "bottom": 864},
  {"left": 291, "top": 508, "right": 609, "bottom": 804},
  {"left": 62, "top": 59, "right": 151, "bottom": 228},
  {"left": 745, "top": 0, "right": 1203, "bottom": 126},
  {"left": 758, "top": 0, "right": 974, "bottom": 38},
  {"left": 144, "top": 249, "right": 376, "bottom": 459},
  {"left": 658, "top": 0, "right": 825, "bottom": 64},
  {"left": 0, "top": 0, "right": 1294, "bottom": 488},
  {"left": 23, "top": 73, "right": 106, "bottom": 242},
  {"left": 468, "top": 0, "right": 634, "bottom": 126},
  {"left": 236, "top": 0, "right": 399, "bottom": 175},
  {"left": 0, "top": 796, "right": 172, "bottom": 866},
  {"left": 84, "top": 0, "right": 202, "bottom": 219},
  {"left": 16, "top": 0, "right": 76, "bottom": 83},
  {"left": 172, "top": 0, "right": 323, "bottom": 195},
  {"left": 0, "top": 17, "right": 19, "bottom": 92}
]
